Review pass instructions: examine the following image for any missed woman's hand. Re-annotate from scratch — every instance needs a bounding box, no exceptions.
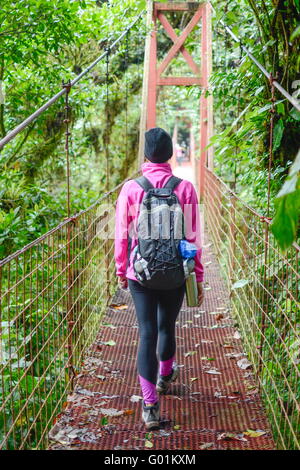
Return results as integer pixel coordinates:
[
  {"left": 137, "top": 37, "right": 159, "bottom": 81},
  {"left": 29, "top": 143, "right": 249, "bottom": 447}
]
[
  {"left": 197, "top": 282, "right": 204, "bottom": 306},
  {"left": 118, "top": 276, "right": 128, "bottom": 289}
]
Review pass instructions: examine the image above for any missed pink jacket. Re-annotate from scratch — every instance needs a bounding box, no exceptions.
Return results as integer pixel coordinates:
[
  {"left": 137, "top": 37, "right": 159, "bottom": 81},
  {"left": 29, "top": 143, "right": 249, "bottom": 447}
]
[{"left": 114, "top": 162, "right": 204, "bottom": 283}]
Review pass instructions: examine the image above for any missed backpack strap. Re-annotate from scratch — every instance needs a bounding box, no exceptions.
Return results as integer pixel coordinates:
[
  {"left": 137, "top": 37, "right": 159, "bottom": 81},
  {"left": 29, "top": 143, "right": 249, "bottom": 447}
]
[
  {"left": 163, "top": 176, "right": 183, "bottom": 192},
  {"left": 134, "top": 176, "right": 154, "bottom": 192}
]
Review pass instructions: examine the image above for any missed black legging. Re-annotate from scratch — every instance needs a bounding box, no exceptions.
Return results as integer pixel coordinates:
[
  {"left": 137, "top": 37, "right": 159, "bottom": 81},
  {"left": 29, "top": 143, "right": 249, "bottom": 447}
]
[{"left": 128, "top": 279, "right": 186, "bottom": 384}]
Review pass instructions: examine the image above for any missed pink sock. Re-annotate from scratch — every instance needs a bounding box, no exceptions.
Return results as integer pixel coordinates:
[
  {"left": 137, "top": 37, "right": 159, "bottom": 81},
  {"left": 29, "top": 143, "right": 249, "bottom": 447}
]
[
  {"left": 139, "top": 375, "right": 158, "bottom": 405},
  {"left": 160, "top": 356, "right": 174, "bottom": 376}
]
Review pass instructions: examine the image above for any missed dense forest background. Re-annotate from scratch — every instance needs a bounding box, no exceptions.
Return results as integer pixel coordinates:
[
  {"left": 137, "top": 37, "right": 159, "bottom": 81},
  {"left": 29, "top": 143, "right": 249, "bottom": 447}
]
[{"left": 0, "top": 0, "right": 299, "bottom": 259}]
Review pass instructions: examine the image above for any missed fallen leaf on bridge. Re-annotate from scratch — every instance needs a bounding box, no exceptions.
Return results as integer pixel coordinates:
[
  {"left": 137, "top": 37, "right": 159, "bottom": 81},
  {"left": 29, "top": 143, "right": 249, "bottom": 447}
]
[
  {"left": 101, "top": 323, "right": 117, "bottom": 329},
  {"left": 49, "top": 424, "right": 101, "bottom": 445},
  {"left": 159, "top": 430, "right": 171, "bottom": 437},
  {"left": 130, "top": 395, "right": 143, "bottom": 402},
  {"left": 99, "top": 408, "right": 123, "bottom": 417},
  {"left": 184, "top": 351, "right": 197, "bottom": 357},
  {"left": 237, "top": 358, "right": 252, "bottom": 370},
  {"left": 103, "top": 340, "right": 116, "bottom": 346},
  {"left": 217, "top": 432, "right": 247, "bottom": 442},
  {"left": 109, "top": 303, "right": 128, "bottom": 310},
  {"left": 244, "top": 429, "right": 267, "bottom": 437},
  {"left": 100, "top": 394, "right": 120, "bottom": 399},
  {"left": 99, "top": 407, "right": 134, "bottom": 417},
  {"left": 200, "top": 442, "right": 214, "bottom": 450},
  {"left": 145, "top": 440, "right": 153, "bottom": 448},
  {"left": 80, "top": 431, "right": 100, "bottom": 443},
  {"left": 225, "top": 353, "right": 245, "bottom": 358},
  {"left": 214, "top": 391, "right": 226, "bottom": 398},
  {"left": 75, "top": 387, "right": 100, "bottom": 397},
  {"left": 205, "top": 369, "right": 221, "bottom": 375}
]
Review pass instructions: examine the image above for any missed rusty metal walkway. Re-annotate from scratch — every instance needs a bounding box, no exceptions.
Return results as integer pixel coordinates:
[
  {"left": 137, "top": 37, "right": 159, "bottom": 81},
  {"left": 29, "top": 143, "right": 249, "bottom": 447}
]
[{"left": 48, "top": 228, "right": 275, "bottom": 450}]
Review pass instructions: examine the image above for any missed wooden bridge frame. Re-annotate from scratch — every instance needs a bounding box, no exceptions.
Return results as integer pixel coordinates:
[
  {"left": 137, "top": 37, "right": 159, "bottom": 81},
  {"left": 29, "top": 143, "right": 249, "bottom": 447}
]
[{"left": 139, "top": 1, "right": 213, "bottom": 197}]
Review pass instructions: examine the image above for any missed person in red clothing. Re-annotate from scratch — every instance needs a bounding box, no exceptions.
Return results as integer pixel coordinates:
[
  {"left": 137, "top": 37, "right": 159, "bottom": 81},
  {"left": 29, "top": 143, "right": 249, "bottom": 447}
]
[{"left": 114, "top": 127, "right": 204, "bottom": 430}]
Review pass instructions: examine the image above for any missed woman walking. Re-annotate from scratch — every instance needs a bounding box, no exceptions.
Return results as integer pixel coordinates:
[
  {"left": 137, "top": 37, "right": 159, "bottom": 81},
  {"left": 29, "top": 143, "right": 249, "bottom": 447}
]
[{"left": 114, "top": 127, "right": 204, "bottom": 430}]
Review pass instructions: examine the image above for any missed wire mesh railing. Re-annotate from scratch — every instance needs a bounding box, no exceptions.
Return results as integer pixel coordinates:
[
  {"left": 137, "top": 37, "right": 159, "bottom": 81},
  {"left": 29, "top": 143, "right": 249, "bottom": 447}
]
[
  {"left": 0, "top": 173, "right": 141, "bottom": 449},
  {"left": 204, "top": 167, "right": 300, "bottom": 450}
]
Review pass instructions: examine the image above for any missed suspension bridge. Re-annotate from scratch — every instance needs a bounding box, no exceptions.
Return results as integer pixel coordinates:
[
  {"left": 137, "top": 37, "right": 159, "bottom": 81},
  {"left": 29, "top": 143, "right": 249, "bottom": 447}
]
[{"left": 0, "top": 1, "right": 299, "bottom": 451}]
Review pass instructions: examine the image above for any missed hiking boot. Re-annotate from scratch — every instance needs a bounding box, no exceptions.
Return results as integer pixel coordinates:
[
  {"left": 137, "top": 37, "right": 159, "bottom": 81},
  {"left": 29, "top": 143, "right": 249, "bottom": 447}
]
[
  {"left": 142, "top": 400, "right": 160, "bottom": 430},
  {"left": 156, "top": 363, "right": 179, "bottom": 394}
]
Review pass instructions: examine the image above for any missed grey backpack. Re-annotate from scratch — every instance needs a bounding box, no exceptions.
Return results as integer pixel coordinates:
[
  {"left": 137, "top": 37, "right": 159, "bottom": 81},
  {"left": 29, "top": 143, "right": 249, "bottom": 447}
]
[{"left": 132, "top": 175, "right": 187, "bottom": 290}]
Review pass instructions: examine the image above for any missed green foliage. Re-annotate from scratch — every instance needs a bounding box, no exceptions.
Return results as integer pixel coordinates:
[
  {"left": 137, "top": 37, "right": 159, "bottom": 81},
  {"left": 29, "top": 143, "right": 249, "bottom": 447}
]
[
  {"left": 209, "top": 0, "right": 300, "bottom": 246},
  {"left": 271, "top": 149, "right": 300, "bottom": 250},
  {"left": 0, "top": 0, "right": 146, "bottom": 259},
  {"left": 273, "top": 119, "right": 284, "bottom": 152}
]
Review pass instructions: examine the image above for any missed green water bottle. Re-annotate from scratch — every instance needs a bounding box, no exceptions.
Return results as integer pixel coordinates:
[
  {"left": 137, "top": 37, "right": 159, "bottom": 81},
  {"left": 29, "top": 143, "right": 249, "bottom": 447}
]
[{"left": 185, "top": 272, "right": 198, "bottom": 307}]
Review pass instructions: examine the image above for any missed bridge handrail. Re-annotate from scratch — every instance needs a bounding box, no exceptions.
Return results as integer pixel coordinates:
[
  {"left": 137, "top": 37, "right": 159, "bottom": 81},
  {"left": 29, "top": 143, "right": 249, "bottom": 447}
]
[
  {"left": 0, "top": 172, "right": 139, "bottom": 267},
  {"left": 204, "top": 167, "right": 300, "bottom": 450},
  {"left": 205, "top": 168, "right": 300, "bottom": 252}
]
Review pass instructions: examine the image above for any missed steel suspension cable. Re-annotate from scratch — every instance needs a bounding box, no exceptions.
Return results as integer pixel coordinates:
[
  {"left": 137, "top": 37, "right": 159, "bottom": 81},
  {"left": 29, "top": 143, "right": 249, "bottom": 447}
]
[
  {"left": 125, "top": 30, "right": 129, "bottom": 175},
  {"left": 105, "top": 48, "right": 110, "bottom": 194},
  {"left": 258, "top": 73, "right": 276, "bottom": 374},
  {"left": 267, "top": 75, "right": 276, "bottom": 218},
  {"left": 62, "top": 81, "right": 72, "bottom": 218}
]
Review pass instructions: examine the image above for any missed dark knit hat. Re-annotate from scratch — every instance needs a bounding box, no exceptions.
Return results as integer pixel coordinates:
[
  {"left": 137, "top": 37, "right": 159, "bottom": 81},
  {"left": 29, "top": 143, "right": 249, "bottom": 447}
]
[{"left": 144, "top": 127, "right": 173, "bottom": 163}]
